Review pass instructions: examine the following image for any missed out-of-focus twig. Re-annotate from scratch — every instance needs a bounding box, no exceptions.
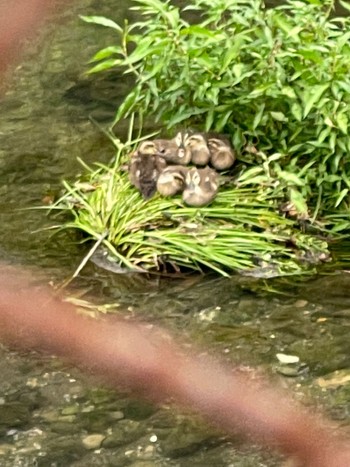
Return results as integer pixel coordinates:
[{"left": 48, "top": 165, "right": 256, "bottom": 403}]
[{"left": 0, "top": 270, "right": 349, "bottom": 466}]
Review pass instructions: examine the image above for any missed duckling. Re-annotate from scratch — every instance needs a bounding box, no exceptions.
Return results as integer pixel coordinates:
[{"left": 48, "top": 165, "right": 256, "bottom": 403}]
[
  {"left": 129, "top": 141, "right": 166, "bottom": 199},
  {"left": 184, "top": 133, "right": 211, "bottom": 166},
  {"left": 183, "top": 167, "right": 219, "bottom": 207},
  {"left": 157, "top": 166, "right": 188, "bottom": 197},
  {"left": 153, "top": 132, "right": 191, "bottom": 166},
  {"left": 208, "top": 137, "right": 236, "bottom": 170}
]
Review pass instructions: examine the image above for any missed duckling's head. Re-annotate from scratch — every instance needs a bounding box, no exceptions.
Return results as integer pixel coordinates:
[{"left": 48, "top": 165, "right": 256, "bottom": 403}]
[
  {"left": 185, "top": 167, "right": 202, "bottom": 190},
  {"left": 157, "top": 167, "right": 186, "bottom": 196},
  {"left": 186, "top": 167, "right": 218, "bottom": 189},
  {"left": 137, "top": 140, "right": 160, "bottom": 156},
  {"left": 208, "top": 138, "right": 235, "bottom": 170},
  {"left": 208, "top": 138, "right": 224, "bottom": 149},
  {"left": 183, "top": 167, "right": 219, "bottom": 207},
  {"left": 185, "top": 134, "right": 207, "bottom": 148},
  {"left": 184, "top": 134, "right": 211, "bottom": 166},
  {"left": 152, "top": 138, "right": 185, "bottom": 164}
]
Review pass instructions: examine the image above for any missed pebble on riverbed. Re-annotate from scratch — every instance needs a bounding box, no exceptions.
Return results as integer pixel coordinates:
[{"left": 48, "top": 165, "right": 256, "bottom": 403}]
[{"left": 82, "top": 433, "right": 106, "bottom": 450}]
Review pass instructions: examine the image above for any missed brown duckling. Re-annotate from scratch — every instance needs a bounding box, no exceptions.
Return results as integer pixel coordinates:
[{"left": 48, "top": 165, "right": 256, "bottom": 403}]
[
  {"left": 153, "top": 133, "right": 191, "bottom": 166},
  {"left": 184, "top": 133, "right": 211, "bottom": 166},
  {"left": 182, "top": 167, "right": 219, "bottom": 207},
  {"left": 129, "top": 141, "right": 166, "bottom": 199},
  {"left": 156, "top": 165, "right": 188, "bottom": 197},
  {"left": 208, "top": 138, "right": 235, "bottom": 170}
]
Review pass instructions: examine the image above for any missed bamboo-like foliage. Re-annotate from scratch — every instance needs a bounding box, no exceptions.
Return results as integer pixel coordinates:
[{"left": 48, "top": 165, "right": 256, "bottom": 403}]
[{"left": 81, "top": 0, "right": 350, "bottom": 225}]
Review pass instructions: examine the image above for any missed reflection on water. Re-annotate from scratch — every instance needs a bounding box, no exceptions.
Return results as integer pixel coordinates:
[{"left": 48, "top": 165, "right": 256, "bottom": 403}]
[{"left": 0, "top": 0, "right": 349, "bottom": 465}]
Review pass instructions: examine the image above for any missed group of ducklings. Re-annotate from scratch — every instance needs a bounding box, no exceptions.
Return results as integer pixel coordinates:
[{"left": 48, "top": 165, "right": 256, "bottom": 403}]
[{"left": 128, "top": 131, "right": 236, "bottom": 207}]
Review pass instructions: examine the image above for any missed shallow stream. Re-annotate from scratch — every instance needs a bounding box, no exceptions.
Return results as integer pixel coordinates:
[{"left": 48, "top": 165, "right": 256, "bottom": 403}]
[{"left": 0, "top": 1, "right": 349, "bottom": 465}]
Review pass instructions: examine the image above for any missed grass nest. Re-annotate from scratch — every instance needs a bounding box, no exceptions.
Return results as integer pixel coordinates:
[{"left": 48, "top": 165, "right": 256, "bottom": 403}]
[{"left": 53, "top": 133, "right": 331, "bottom": 278}]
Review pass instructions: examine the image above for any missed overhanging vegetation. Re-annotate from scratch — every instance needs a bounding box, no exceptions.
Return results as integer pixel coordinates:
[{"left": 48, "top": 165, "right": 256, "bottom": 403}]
[{"left": 54, "top": 0, "right": 350, "bottom": 276}]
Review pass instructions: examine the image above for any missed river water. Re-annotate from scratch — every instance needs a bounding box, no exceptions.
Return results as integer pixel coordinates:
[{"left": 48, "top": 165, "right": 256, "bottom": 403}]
[{"left": 0, "top": 1, "right": 349, "bottom": 465}]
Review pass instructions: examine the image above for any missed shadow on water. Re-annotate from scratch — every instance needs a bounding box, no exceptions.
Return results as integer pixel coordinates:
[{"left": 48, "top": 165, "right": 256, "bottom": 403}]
[{"left": 0, "top": 0, "right": 349, "bottom": 465}]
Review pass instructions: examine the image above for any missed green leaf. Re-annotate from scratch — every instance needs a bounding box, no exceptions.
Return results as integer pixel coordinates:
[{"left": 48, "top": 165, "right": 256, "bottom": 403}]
[
  {"left": 288, "top": 26, "right": 303, "bottom": 38},
  {"left": 289, "top": 188, "right": 308, "bottom": 215},
  {"left": 132, "top": 0, "right": 180, "bottom": 28},
  {"left": 336, "top": 30, "right": 350, "bottom": 49},
  {"left": 113, "top": 86, "right": 142, "bottom": 125},
  {"left": 302, "top": 83, "right": 330, "bottom": 118},
  {"left": 263, "top": 26, "right": 273, "bottom": 47},
  {"left": 249, "top": 84, "right": 272, "bottom": 98},
  {"left": 331, "top": 152, "right": 343, "bottom": 172},
  {"left": 335, "top": 188, "right": 348, "bottom": 208},
  {"left": 329, "top": 132, "right": 336, "bottom": 152},
  {"left": 88, "top": 59, "right": 122, "bottom": 74},
  {"left": 219, "top": 35, "right": 250, "bottom": 74},
  {"left": 279, "top": 171, "right": 304, "bottom": 187},
  {"left": 324, "top": 175, "right": 341, "bottom": 183},
  {"left": 237, "top": 167, "right": 264, "bottom": 183},
  {"left": 317, "top": 127, "right": 331, "bottom": 144},
  {"left": 216, "top": 110, "right": 233, "bottom": 131},
  {"left": 270, "top": 111, "right": 288, "bottom": 122},
  {"left": 338, "top": 81, "right": 350, "bottom": 94},
  {"left": 291, "top": 102, "right": 303, "bottom": 122},
  {"left": 281, "top": 87, "right": 297, "bottom": 99},
  {"left": 205, "top": 110, "right": 215, "bottom": 131},
  {"left": 269, "top": 153, "right": 285, "bottom": 162},
  {"left": 90, "top": 46, "right": 123, "bottom": 63},
  {"left": 252, "top": 103, "right": 265, "bottom": 130},
  {"left": 232, "top": 63, "right": 244, "bottom": 79},
  {"left": 166, "top": 107, "right": 207, "bottom": 127},
  {"left": 80, "top": 15, "right": 123, "bottom": 33},
  {"left": 181, "top": 26, "right": 217, "bottom": 38},
  {"left": 140, "top": 59, "right": 166, "bottom": 81},
  {"left": 231, "top": 70, "right": 256, "bottom": 86},
  {"left": 331, "top": 222, "right": 350, "bottom": 233},
  {"left": 272, "top": 13, "right": 293, "bottom": 34},
  {"left": 298, "top": 49, "right": 323, "bottom": 64},
  {"left": 339, "top": 0, "right": 350, "bottom": 13},
  {"left": 123, "top": 42, "right": 167, "bottom": 66},
  {"left": 336, "top": 113, "right": 348, "bottom": 134}
]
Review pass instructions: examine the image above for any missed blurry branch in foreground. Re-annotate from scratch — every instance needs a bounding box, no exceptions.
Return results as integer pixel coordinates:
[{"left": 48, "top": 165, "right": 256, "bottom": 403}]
[{"left": 0, "top": 269, "right": 349, "bottom": 466}]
